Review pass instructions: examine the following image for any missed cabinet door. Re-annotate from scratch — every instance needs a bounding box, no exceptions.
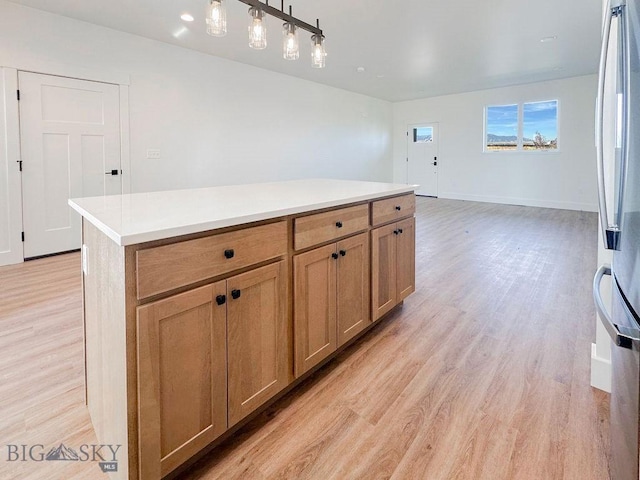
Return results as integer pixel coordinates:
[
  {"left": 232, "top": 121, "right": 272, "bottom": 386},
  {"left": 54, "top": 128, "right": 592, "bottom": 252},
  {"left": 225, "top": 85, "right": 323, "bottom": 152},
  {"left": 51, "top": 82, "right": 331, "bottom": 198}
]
[
  {"left": 137, "top": 282, "right": 227, "bottom": 479},
  {"left": 371, "top": 223, "right": 398, "bottom": 321},
  {"left": 396, "top": 217, "right": 416, "bottom": 302},
  {"left": 227, "top": 261, "right": 288, "bottom": 426},
  {"left": 293, "top": 243, "right": 337, "bottom": 377},
  {"left": 337, "top": 233, "right": 370, "bottom": 346}
]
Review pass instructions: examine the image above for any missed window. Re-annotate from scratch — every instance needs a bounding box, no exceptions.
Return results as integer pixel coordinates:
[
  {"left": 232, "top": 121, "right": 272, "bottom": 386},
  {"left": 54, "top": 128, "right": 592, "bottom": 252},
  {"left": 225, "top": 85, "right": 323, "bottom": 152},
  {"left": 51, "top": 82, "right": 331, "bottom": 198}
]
[
  {"left": 413, "top": 127, "right": 433, "bottom": 143},
  {"left": 485, "top": 104, "right": 518, "bottom": 151},
  {"left": 485, "top": 100, "right": 558, "bottom": 152}
]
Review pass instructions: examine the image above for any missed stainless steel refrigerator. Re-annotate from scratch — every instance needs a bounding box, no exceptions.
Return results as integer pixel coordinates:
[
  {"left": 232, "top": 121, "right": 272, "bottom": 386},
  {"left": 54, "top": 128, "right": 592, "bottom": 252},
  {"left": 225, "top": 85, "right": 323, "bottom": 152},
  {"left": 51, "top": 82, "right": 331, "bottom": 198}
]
[{"left": 594, "top": 1, "right": 640, "bottom": 479}]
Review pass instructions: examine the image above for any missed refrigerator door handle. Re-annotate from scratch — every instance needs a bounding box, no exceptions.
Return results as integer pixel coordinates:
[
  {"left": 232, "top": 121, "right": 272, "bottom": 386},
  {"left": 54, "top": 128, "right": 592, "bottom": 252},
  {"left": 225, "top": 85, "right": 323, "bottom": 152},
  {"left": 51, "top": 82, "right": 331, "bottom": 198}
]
[
  {"left": 596, "top": 0, "right": 627, "bottom": 251},
  {"left": 593, "top": 264, "right": 639, "bottom": 349}
]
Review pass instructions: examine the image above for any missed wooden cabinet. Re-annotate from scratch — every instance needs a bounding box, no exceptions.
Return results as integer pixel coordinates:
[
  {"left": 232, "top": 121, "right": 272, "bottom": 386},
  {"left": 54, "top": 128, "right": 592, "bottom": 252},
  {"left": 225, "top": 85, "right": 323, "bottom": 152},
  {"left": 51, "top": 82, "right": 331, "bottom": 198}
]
[
  {"left": 137, "top": 283, "right": 228, "bottom": 479},
  {"left": 371, "top": 217, "right": 415, "bottom": 321},
  {"left": 137, "top": 261, "right": 287, "bottom": 477},
  {"left": 294, "top": 233, "right": 369, "bottom": 377},
  {"left": 227, "top": 261, "right": 288, "bottom": 426}
]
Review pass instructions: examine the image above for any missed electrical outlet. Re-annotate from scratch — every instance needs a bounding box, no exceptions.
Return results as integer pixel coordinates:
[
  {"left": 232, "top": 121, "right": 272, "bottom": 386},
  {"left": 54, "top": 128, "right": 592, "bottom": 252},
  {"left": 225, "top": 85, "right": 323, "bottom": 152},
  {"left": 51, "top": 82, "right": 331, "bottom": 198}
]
[{"left": 146, "top": 149, "right": 161, "bottom": 159}]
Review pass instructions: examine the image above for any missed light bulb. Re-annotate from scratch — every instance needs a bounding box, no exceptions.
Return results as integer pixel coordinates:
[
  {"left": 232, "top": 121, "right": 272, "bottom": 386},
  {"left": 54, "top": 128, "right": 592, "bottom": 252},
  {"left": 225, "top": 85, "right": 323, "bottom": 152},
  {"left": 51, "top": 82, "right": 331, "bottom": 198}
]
[
  {"left": 206, "top": 0, "right": 227, "bottom": 37},
  {"left": 282, "top": 23, "right": 299, "bottom": 60},
  {"left": 311, "top": 34, "right": 326, "bottom": 68},
  {"left": 248, "top": 7, "right": 267, "bottom": 50}
]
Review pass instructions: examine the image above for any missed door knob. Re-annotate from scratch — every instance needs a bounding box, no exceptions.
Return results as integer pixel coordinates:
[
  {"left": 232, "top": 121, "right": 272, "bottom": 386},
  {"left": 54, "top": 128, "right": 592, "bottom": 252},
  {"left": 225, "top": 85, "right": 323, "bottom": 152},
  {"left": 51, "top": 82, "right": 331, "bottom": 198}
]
[
  {"left": 216, "top": 295, "right": 226, "bottom": 306},
  {"left": 231, "top": 289, "right": 241, "bottom": 300},
  {"left": 336, "top": 221, "right": 343, "bottom": 228},
  {"left": 398, "top": 228, "right": 403, "bottom": 234},
  {"left": 331, "top": 253, "right": 339, "bottom": 259},
  {"left": 395, "top": 206, "right": 401, "bottom": 211},
  {"left": 224, "top": 249, "right": 235, "bottom": 259},
  {"left": 339, "top": 250, "right": 346, "bottom": 256}
]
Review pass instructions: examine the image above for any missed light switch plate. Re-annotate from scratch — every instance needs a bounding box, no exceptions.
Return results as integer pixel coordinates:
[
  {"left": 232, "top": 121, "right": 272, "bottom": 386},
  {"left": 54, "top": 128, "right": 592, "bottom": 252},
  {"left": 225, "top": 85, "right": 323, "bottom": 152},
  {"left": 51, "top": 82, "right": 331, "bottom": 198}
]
[{"left": 146, "top": 149, "right": 161, "bottom": 159}]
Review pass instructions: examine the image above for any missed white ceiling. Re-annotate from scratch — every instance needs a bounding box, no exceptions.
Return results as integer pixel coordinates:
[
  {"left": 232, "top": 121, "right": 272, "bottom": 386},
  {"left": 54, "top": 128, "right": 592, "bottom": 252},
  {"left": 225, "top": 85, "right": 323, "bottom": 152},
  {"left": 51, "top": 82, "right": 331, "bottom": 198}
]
[{"left": 5, "top": 0, "right": 603, "bottom": 102}]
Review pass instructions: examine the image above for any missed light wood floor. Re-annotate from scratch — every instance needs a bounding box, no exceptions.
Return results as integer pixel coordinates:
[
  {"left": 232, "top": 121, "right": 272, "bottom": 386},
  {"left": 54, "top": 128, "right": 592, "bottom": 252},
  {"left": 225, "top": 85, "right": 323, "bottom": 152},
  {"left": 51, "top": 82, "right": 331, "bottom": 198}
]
[{"left": 0, "top": 198, "right": 610, "bottom": 479}]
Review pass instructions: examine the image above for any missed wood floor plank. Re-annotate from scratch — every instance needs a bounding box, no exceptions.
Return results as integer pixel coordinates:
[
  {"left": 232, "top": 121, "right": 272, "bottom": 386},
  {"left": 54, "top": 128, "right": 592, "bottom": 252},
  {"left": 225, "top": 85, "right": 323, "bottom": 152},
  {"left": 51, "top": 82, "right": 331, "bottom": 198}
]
[{"left": 0, "top": 197, "right": 610, "bottom": 479}]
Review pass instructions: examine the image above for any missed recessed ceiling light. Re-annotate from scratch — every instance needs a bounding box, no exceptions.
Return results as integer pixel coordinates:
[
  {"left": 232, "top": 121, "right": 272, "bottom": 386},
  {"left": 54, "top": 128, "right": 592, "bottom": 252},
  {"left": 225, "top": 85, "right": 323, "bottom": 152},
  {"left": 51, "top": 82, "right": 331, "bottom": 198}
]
[
  {"left": 540, "top": 35, "right": 557, "bottom": 43},
  {"left": 181, "top": 13, "right": 195, "bottom": 22},
  {"left": 356, "top": 67, "right": 366, "bottom": 73}
]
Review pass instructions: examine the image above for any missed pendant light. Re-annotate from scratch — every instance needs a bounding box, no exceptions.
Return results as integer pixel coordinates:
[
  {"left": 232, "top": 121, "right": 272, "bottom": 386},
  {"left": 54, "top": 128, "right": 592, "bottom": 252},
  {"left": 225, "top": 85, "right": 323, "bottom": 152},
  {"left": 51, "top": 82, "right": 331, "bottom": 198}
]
[
  {"left": 248, "top": 6, "right": 267, "bottom": 49},
  {"left": 282, "top": 6, "right": 299, "bottom": 60},
  {"left": 206, "top": 1, "right": 326, "bottom": 68},
  {"left": 311, "top": 32, "right": 326, "bottom": 69},
  {"left": 206, "top": 0, "right": 227, "bottom": 37}
]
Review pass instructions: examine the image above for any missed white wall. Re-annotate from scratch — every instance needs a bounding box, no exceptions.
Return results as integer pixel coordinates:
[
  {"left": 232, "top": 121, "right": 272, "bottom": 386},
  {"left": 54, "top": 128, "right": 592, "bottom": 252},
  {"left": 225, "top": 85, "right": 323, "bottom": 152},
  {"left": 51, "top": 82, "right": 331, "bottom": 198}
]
[
  {"left": 393, "top": 75, "right": 598, "bottom": 211},
  {"left": 0, "top": 1, "right": 392, "bottom": 195}
]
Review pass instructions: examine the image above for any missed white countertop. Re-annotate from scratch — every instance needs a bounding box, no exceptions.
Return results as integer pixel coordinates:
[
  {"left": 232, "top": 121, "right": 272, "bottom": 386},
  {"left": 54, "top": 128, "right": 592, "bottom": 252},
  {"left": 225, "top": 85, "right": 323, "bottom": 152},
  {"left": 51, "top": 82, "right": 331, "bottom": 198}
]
[{"left": 69, "top": 179, "right": 416, "bottom": 246}]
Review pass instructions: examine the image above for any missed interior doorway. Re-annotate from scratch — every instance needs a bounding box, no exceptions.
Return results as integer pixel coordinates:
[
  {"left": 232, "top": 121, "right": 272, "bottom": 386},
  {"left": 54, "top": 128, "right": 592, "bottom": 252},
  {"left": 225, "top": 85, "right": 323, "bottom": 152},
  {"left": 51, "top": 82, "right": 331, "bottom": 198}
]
[
  {"left": 407, "top": 123, "right": 439, "bottom": 197},
  {"left": 19, "top": 71, "right": 122, "bottom": 258}
]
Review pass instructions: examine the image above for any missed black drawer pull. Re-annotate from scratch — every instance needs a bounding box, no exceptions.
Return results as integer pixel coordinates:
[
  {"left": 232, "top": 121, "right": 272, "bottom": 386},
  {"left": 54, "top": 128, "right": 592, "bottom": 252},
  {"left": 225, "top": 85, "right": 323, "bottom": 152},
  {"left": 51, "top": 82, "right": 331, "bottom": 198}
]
[
  {"left": 336, "top": 221, "right": 343, "bottom": 228},
  {"left": 231, "top": 289, "right": 241, "bottom": 300},
  {"left": 395, "top": 206, "right": 401, "bottom": 211},
  {"left": 216, "top": 295, "right": 226, "bottom": 306},
  {"left": 339, "top": 250, "right": 346, "bottom": 256},
  {"left": 331, "top": 253, "right": 339, "bottom": 260},
  {"left": 224, "top": 249, "right": 235, "bottom": 259}
]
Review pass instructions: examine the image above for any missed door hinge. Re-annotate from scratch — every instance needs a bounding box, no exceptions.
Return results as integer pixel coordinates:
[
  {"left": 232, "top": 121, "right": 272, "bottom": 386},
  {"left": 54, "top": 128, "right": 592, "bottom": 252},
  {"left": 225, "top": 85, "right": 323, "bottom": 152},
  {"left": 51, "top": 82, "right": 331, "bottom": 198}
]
[
  {"left": 16, "top": 90, "right": 20, "bottom": 101},
  {"left": 21, "top": 232, "right": 24, "bottom": 242}
]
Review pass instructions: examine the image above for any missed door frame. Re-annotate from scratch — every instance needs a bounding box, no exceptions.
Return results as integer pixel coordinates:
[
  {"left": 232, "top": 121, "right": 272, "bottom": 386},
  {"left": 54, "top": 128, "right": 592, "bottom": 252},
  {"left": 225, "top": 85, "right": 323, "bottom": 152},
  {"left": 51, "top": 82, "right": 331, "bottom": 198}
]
[
  {"left": 0, "top": 63, "right": 130, "bottom": 266},
  {"left": 406, "top": 122, "right": 439, "bottom": 197}
]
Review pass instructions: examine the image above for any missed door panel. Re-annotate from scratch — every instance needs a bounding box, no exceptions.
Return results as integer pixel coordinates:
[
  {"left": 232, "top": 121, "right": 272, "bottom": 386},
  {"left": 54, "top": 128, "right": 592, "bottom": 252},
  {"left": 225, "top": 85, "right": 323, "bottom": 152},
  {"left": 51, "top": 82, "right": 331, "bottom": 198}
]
[
  {"left": 371, "top": 223, "right": 397, "bottom": 321},
  {"left": 227, "top": 261, "right": 287, "bottom": 426},
  {"left": 337, "top": 233, "right": 370, "bottom": 346},
  {"left": 396, "top": 217, "right": 416, "bottom": 302},
  {"left": 19, "top": 72, "right": 121, "bottom": 258},
  {"left": 293, "top": 244, "right": 337, "bottom": 377},
  {"left": 137, "top": 282, "right": 227, "bottom": 479},
  {"left": 610, "top": 280, "right": 640, "bottom": 480},
  {"left": 408, "top": 123, "right": 439, "bottom": 196}
]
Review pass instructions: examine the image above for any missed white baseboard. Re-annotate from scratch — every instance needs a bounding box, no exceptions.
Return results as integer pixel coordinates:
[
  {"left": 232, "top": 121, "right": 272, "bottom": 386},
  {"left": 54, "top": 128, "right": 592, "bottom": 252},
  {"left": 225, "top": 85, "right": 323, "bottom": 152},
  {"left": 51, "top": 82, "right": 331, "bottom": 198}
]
[
  {"left": 438, "top": 192, "right": 598, "bottom": 212},
  {"left": 591, "top": 343, "right": 612, "bottom": 393}
]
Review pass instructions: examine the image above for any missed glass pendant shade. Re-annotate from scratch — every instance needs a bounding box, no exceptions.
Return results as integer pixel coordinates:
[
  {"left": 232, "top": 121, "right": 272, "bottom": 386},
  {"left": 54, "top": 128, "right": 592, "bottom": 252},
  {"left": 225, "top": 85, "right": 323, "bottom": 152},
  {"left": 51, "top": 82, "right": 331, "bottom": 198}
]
[
  {"left": 248, "top": 7, "right": 267, "bottom": 49},
  {"left": 206, "top": 0, "right": 227, "bottom": 37},
  {"left": 282, "top": 23, "right": 299, "bottom": 60},
  {"left": 311, "top": 34, "right": 326, "bottom": 68}
]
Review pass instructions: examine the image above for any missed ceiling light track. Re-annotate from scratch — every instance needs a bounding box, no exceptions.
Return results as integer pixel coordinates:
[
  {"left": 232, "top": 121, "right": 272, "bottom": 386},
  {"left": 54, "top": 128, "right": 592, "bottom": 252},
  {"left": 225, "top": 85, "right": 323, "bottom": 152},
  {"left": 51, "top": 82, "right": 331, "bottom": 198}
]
[
  {"left": 206, "top": 0, "right": 326, "bottom": 68},
  {"left": 239, "top": 0, "right": 322, "bottom": 36}
]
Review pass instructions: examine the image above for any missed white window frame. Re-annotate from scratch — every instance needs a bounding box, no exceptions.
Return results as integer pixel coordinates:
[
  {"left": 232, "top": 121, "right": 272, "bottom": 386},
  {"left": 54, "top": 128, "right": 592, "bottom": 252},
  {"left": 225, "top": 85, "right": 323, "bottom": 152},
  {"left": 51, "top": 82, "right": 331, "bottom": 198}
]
[{"left": 483, "top": 99, "right": 560, "bottom": 154}]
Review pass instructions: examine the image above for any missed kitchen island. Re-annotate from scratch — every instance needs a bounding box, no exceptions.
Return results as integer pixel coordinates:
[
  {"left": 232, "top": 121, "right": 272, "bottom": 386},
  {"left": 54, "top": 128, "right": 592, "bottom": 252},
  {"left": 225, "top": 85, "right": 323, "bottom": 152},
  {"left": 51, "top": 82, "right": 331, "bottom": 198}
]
[{"left": 69, "top": 179, "right": 417, "bottom": 480}]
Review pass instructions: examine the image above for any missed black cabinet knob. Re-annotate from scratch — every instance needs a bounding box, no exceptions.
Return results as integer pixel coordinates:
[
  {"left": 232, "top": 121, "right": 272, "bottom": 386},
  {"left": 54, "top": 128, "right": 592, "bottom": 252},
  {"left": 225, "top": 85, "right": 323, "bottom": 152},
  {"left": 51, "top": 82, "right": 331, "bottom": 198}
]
[
  {"left": 398, "top": 228, "right": 403, "bottom": 234},
  {"left": 393, "top": 230, "right": 399, "bottom": 235},
  {"left": 216, "top": 295, "right": 226, "bottom": 306},
  {"left": 231, "top": 289, "right": 241, "bottom": 300},
  {"left": 395, "top": 206, "right": 401, "bottom": 211},
  {"left": 336, "top": 221, "right": 343, "bottom": 228},
  {"left": 224, "top": 249, "right": 235, "bottom": 259},
  {"left": 339, "top": 250, "right": 346, "bottom": 256},
  {"left": 331, "top": 253, "right": 339, "bottom": 260}
]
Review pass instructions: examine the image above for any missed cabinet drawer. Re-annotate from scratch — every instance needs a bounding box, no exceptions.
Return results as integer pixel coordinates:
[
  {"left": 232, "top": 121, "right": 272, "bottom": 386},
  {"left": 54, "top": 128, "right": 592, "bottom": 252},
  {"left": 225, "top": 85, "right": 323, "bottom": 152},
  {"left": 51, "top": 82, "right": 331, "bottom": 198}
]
[
  {"left": 371, "top": 194, "right": 415, "bottom": 226},
  {"left": 294, "top": 204, "right": 369, "bottom": 250},
  {"left": 136, "top": 221, "right": 287, "bottom": 299}
]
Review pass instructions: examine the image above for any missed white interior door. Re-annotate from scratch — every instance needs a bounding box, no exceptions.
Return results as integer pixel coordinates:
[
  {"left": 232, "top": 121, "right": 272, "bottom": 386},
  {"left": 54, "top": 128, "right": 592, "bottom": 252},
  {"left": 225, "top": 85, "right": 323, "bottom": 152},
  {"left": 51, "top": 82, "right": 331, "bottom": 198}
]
[
  {"left": 19, "top": 72, "right": 121, "bottom": 258},
  {"left": 407, "top": 123, "right": 439, "bottom": 196}
]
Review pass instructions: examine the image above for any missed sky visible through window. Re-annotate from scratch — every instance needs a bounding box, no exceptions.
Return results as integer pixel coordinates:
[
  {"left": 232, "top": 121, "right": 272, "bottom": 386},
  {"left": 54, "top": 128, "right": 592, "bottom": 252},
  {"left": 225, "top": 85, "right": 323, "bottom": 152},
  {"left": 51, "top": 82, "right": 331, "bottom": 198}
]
[
  {"left": 523, "top": 100, "right": 557, "bottom": 140},
  {"left": 486, "top": 105, "right": 517, "bottom": 138},
  {"left": 486, "top": 100, "right": 557, "bottom": 151}
]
